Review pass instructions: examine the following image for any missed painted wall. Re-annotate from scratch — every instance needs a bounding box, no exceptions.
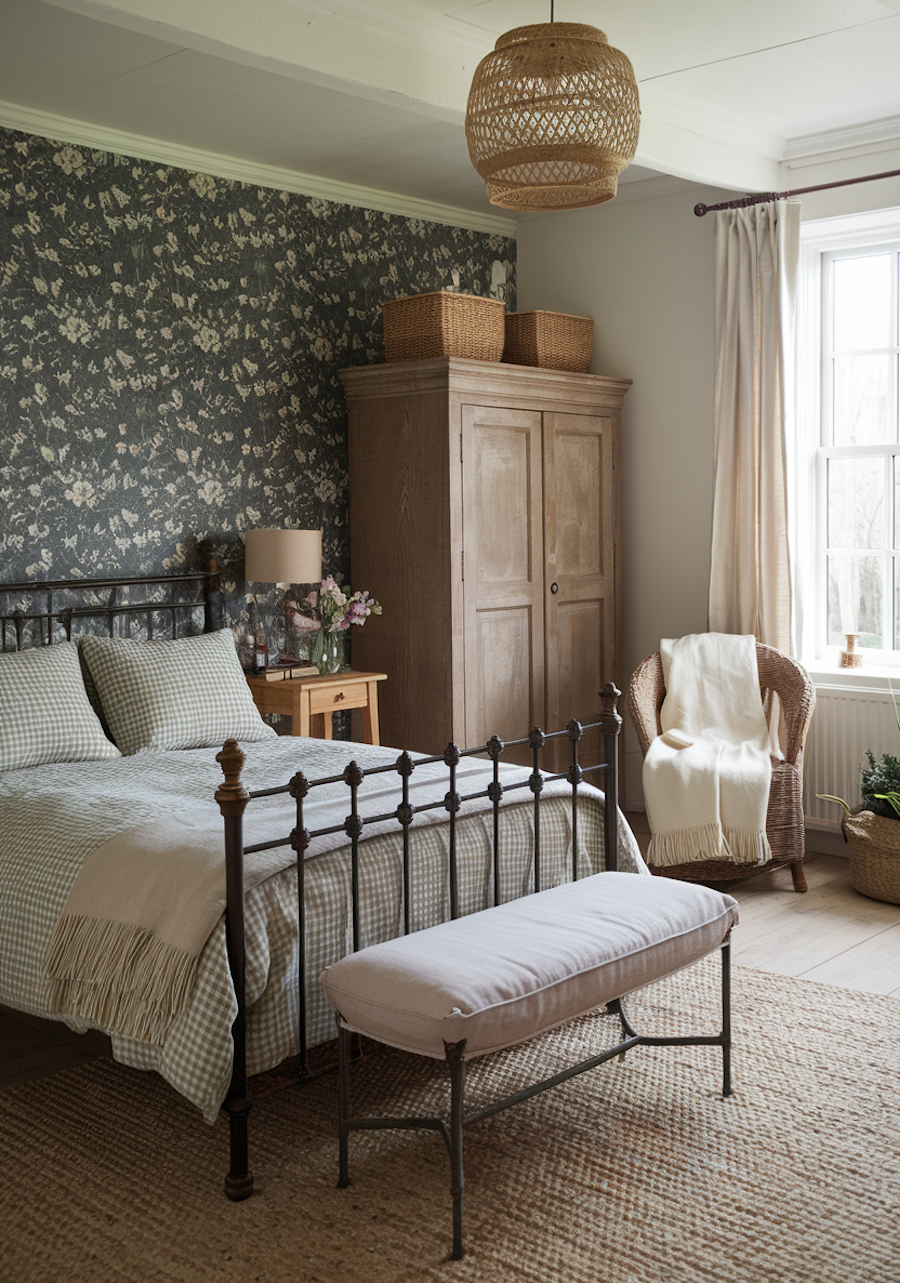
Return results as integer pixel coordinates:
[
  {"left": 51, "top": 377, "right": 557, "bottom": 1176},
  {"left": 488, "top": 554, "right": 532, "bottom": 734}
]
[
  {"left": 0, "top": 126, "right": 515, "bottom": 646},
  {"left": 516, "top": 182, "right": 730, "bottom": 803}
]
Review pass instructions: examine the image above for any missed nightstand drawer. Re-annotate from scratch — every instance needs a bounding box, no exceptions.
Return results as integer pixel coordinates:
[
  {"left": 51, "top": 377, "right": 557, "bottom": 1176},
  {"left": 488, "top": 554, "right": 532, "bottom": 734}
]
[{"left": 308, "top": 682, "right": 369, "bottom": 715}]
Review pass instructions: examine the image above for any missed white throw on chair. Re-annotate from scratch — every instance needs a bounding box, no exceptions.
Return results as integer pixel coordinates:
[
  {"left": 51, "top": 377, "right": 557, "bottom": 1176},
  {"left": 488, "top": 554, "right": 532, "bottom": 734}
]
[{"left": 628, "top": 633, "right": 815, "bottom": 893}]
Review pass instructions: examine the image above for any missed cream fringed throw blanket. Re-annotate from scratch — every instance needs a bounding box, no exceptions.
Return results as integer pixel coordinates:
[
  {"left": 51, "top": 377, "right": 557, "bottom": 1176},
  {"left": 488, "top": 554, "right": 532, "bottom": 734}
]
[
  {"left": 643, "top": 633, "right": 774, "bottom": 868},
  {"left": 42, "top": 808, "right": 297, "bottom": 1045}
]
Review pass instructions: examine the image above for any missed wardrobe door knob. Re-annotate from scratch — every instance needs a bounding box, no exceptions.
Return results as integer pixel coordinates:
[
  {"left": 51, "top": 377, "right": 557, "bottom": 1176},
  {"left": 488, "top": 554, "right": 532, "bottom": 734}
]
[{"left": 550, "top": 582, "right": 559, "bottom": 595}]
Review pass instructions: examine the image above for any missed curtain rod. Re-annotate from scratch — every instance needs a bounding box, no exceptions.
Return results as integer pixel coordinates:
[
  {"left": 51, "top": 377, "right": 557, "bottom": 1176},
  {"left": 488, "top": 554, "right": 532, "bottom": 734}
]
[{"left": 693, "top": 165, "right": 900, "bottom": 216}]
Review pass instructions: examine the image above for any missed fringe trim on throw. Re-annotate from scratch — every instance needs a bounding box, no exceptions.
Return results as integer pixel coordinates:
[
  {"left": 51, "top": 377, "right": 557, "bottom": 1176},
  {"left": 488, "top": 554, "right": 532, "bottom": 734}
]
[
  {"left": 43, "top": 914, "right": 198, "bottom": 1046},
  {"left": 647, "top": 822, "right": 724, "bottom": 867},
  {"left": 647, "top": 823, "right": 771, "bottom": 869},
  {"left": 723, "top": 827, "right": 771, "bottom": 867}
]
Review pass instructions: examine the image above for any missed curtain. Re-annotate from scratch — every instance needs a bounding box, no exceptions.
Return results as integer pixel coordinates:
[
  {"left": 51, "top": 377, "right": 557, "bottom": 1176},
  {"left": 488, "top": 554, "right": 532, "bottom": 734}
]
[{"left": 708, "top": 200, "right": 801, "bottom": 656}]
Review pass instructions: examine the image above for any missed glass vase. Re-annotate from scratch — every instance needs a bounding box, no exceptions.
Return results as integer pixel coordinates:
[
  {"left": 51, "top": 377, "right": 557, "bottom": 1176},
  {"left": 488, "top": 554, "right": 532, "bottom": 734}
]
[
  {"left": 285, "top": 614, "right": 317, "bottom": 664},
  {"left": 313, "top": 628, "right": 346, "bottom": 675}
]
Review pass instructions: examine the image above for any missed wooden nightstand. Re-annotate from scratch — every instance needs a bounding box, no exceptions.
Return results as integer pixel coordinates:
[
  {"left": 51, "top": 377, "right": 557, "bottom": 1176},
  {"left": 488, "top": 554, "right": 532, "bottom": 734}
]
[{"left": 246, "top": 670, "right": 388, "bottom": 744}]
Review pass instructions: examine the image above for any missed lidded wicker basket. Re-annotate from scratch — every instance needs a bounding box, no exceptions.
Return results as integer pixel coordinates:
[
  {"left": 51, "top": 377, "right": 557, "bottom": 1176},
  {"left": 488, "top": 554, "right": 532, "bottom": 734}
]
[
  {"left": 504, "top": 310, "right": 593, "bottom": 373},
  {"left": 382, "top": 292, "right": 506, "bottom": 363},
  {"left": 842, "top": 811, "right": 900, "bottom": 905}
]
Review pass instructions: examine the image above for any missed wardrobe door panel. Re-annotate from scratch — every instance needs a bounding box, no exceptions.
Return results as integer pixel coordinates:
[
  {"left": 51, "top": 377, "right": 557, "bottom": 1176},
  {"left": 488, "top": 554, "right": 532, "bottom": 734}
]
[
  {"left": 461, "top": 404, "right": 544, "bottom": 756},
  {"left": 544, "top": 411, "right": 617, "bottom": 771},
  {"left": 470, "top": 605, "right": 535, "bottom": 750}
]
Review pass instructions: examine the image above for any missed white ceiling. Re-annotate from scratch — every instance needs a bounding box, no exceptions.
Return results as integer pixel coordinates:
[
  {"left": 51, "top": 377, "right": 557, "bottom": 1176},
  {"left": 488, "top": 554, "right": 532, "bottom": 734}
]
[{"left": 1, "top": 0, "right": 899, "bottom": 228}]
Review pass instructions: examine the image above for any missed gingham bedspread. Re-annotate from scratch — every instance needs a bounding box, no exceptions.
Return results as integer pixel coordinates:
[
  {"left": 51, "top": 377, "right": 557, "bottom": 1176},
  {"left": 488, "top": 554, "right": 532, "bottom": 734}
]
[{"left": 0, "top": 737, "right": 647, "bottom": 1122}]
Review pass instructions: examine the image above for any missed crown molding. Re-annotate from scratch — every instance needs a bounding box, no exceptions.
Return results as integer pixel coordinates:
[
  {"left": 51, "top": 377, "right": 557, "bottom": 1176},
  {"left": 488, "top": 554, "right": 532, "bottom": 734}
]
[
  {"left": 784, "top": 115, "right": 900, "bottom": 163},
  {"left": 800, "top": 203, "right": 900, "bottom": 250},
  {"left": 0, "top": 100, "right": 517, "bottom": 238}
]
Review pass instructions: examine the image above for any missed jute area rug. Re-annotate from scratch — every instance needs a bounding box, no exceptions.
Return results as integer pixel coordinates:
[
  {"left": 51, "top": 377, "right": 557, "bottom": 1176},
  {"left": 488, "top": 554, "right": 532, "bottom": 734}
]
[{"left": 2, "top": 961, "right": 898, "bottom": 1283}]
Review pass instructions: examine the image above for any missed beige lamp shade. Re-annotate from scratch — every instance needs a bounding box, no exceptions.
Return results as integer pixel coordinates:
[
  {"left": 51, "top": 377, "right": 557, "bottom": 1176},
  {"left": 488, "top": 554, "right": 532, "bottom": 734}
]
[
  {"left": 244, "top": 528, "right": 323, "bottom": 585},
  {"left": 465, "top": 23, "right": 640, "bottom": 211}
]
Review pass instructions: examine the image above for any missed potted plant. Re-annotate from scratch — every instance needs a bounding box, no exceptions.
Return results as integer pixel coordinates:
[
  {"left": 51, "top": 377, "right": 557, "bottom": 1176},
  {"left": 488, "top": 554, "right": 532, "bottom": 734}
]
[
  {"left": 818, "top": 749, "right": 900, "bottom": 905},
  {"left": 859, "top": 749, "right": 900, "bottom": 819}
]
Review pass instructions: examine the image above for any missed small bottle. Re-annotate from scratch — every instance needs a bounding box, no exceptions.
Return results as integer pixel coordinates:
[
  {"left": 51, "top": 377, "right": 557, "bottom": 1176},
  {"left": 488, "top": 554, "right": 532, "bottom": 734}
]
[
  {"left": 254, "top": 621, "right": 268, "bottom": 672},
  {"left": 240, "top": 601, "right": 257, "bottom": 673}
]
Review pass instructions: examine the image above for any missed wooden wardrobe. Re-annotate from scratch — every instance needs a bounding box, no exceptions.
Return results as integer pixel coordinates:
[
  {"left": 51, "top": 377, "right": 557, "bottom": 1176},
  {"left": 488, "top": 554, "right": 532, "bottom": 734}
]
[{"left": 340, "top": 357, "right": 630, "bottom": 768}]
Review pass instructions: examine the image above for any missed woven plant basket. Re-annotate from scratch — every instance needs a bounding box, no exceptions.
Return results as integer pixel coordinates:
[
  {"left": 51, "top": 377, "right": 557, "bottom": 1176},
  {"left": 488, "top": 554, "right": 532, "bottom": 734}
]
[
  {"left": 382, "top": 292, "right": 506, "bottom": 363},
  {"left": 504, "top": 311, "right": 593, "bottom": 373},
  {"left": 842, "top": 811, "right": 900, "bottom": 905}
]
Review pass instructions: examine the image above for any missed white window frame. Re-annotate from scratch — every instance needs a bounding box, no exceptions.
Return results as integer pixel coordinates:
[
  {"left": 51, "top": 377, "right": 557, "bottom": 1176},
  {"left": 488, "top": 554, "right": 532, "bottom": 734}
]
[
  {"left": 818, "top": 241, "right": 900, "bottom": 662},
  {"left": 797, "top": 207, "right": 900, "bottom": 679}
]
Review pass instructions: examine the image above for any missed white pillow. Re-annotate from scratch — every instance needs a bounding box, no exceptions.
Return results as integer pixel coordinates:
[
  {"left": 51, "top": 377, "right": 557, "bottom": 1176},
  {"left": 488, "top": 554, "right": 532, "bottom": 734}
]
[
  {"left": 79, "top": 629, "right": 276, "bottom": 755},
  {"left": 0, "top": 642, "right": 121, "bottom": 771}
]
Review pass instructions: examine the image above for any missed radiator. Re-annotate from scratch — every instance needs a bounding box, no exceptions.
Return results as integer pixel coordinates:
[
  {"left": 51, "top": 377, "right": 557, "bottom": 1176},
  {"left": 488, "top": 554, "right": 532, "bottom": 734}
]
[{"left": 803, "top": 682, "right": 900, "bottom": 831}]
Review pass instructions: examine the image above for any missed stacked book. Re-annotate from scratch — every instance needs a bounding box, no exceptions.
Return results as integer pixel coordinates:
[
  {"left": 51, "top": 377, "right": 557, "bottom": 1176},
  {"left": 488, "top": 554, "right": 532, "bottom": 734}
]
[{"left": 256, "top": 657, "right": 319, "bottom": 682}]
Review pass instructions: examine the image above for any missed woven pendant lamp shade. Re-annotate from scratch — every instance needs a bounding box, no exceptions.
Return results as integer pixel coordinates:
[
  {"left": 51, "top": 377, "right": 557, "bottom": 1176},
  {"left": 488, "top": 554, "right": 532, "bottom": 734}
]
[{"left": 465, "top": 23, "right": 640, "bottom": 211}]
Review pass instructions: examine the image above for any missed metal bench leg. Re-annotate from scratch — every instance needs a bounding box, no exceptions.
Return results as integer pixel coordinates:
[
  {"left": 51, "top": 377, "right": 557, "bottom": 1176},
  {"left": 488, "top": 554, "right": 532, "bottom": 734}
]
[
  {"left": 604, "top": 996, "right": 628, "bottom": 1059},
  {"left": 445, "top": 1040, "right": 467, "bottom": 1261},
  {"left": 337, "top": 1021, "right": 352, "bottom": 1188},
  {"left": 721, "top": 940, "right": 732, "bottom": 1097}
]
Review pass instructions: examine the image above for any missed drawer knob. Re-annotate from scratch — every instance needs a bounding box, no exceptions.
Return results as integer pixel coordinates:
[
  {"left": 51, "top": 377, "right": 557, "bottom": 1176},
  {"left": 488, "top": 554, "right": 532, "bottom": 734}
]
[{"left": 335, "top": 691, "right": 346, "bottom": 701}]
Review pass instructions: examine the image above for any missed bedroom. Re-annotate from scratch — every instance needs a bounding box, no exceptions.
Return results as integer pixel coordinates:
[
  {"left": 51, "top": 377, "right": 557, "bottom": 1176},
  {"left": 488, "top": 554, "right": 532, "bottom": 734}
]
[{"left": 1, "top": 1, "right": 899, "bottom": 1280}]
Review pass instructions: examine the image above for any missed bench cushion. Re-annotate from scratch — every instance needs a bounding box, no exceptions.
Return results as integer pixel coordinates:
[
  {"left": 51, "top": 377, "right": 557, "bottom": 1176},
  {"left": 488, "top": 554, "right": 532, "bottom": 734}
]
[{"left": 320, "top": 872, "right": 738, "bottom": 1060}]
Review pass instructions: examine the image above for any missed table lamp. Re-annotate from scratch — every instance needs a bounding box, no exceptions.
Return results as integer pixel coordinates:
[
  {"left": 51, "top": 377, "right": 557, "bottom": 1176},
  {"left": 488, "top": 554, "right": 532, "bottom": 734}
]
[{"left": 244, "top": 528, "right": 323, "bottom": 661}]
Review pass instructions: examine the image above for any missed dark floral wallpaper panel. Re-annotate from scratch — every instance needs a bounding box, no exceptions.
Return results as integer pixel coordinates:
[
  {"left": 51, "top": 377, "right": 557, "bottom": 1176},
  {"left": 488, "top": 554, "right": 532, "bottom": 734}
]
[{"left": 0, "top": 127, "right": 515, "bottom": 630}]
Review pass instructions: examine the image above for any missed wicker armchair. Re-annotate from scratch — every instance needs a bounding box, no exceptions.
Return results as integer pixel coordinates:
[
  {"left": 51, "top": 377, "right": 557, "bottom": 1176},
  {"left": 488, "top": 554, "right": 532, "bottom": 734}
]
[{"left": 627, "top": 642, "right": 815, "bottom": 893}]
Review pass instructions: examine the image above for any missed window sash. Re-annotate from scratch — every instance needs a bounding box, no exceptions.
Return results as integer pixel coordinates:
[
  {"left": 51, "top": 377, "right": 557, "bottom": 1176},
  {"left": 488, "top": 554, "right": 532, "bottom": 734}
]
[{"left": 818, "top": 242, "right": 900, "bottom": 661}]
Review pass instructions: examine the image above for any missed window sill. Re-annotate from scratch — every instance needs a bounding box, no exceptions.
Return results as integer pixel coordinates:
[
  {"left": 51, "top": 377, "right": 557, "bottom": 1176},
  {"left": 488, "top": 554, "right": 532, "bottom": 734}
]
[{"left": 804, "top": 659, "right": 900, "bottom": 695}]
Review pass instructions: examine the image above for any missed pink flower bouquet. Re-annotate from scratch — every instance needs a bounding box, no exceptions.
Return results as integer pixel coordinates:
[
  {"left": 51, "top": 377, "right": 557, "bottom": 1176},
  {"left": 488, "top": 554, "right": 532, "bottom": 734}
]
[{"left": 288, "top": 576, "right": 382, "bottom": 635}]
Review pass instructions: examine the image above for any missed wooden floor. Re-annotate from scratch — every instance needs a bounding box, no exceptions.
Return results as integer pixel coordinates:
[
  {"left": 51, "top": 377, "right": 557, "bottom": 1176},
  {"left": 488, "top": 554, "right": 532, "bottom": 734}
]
[
  {"left": 626, "top": 812, "right": 900, "bottom": 996},
  {"left": 3, "top": 821, "right": 899, "bottom": 1088}
]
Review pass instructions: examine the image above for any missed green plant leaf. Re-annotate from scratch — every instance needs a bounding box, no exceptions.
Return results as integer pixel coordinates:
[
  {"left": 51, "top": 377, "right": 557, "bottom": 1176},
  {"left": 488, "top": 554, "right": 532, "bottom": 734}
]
[{"left": 873, "top": 791, "right": 900, "bottom": 818}]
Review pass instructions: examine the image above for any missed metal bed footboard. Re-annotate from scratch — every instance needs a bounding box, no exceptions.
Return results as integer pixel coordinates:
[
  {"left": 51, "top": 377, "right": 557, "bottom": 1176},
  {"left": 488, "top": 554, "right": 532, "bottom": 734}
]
[{"left": 214, "top": 681, "right": 623, "bottom": 1200}]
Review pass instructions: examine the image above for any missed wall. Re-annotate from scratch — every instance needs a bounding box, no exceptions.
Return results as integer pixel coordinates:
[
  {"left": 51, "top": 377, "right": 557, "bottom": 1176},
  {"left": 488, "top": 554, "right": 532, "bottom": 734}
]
[
  {"left": 516, "top": 182, "right": 730, "bottom": 804},
  {"left": 0, "top": 126, "right": 515, "bottom": 644}
]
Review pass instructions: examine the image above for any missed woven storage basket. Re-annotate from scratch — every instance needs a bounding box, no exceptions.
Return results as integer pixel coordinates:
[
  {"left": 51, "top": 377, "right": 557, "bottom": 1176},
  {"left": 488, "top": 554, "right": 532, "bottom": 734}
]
[
  {"left": 382, "top": 292, "right": 506, "bottom": 363},
  {"left": 842, "top": 811, "right": 900, "bottom": 905},
  {"left": 504, "top": 310, "right": 593, "bottom": 373}
]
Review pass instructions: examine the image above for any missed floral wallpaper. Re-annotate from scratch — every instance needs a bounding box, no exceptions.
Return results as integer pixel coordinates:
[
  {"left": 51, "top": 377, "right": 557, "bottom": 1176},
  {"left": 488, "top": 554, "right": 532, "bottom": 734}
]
[{"left": 0, "top": 126, "right": 516, "bottom": 642}]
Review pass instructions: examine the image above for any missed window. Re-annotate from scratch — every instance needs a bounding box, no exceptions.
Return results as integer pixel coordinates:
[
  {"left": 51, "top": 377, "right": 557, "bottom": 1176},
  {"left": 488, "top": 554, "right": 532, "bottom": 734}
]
[
  {"left": 797, "top": 207, "right": 900, "bottom": 669},
  {"left": 820, "top": 244, "right": 900, "bottom": 657}
]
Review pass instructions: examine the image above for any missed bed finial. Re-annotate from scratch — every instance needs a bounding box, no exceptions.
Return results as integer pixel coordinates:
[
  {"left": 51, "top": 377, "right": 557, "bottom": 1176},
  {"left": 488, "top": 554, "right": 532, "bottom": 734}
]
[
  {"left": 215, "top": 739, "right": 249, "bottom": 815},
  {"left": 600, "top": 682, "right": 622, "bottom": 737}
]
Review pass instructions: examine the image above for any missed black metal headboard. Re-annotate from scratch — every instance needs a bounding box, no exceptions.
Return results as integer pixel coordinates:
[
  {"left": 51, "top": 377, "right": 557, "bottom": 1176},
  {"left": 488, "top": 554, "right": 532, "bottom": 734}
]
[{"left": 0, "top": 564, "right": 226, "bottom": 652}]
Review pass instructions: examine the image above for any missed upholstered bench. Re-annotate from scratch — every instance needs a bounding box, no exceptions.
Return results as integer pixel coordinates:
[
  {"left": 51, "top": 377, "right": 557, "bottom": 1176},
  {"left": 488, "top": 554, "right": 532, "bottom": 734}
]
[{"left": 321, "top": 870, "right": 739, "bottom": 1260}]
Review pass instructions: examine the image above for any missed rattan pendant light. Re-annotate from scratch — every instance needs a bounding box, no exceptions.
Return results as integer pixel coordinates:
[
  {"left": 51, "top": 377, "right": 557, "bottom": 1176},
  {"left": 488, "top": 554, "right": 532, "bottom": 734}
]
[{"left": 465, "top": 19, "right": 640, "bottom": 211}]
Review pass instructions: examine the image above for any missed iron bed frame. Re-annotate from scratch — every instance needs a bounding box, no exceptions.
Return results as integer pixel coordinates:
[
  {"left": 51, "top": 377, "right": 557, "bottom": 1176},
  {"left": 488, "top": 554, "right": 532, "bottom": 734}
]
[{"left": 2, "top": 570, "right": 732, "bottom": 1214}]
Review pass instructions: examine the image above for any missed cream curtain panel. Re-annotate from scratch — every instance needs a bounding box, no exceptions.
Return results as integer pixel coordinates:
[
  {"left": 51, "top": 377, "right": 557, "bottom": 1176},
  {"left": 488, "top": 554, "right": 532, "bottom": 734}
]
[{"left": 708, "top": 201, "right": 801, "bottom": 657}]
